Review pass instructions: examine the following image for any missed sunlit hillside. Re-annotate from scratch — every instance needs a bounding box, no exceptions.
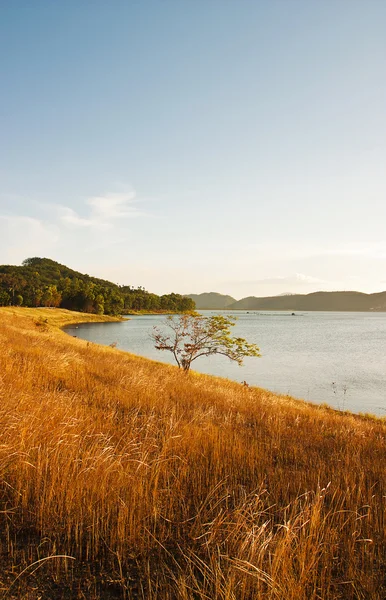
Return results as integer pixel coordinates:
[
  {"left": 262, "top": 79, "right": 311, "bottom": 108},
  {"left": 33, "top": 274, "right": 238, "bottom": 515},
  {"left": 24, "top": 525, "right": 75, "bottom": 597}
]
[
  {"left": 0, "top": 308, "right": 385, "bottom": 599},
  {"left": 0, "top": 257, "right": 195, "bottom": 315}
]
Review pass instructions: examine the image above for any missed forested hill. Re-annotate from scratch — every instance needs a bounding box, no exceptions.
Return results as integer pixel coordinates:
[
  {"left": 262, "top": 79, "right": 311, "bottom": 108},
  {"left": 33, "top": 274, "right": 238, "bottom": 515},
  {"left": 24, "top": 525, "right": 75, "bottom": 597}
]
[
  {"left": 0, "top": 257, "right": 195, "bottom": 316},
  {"left": 228, "top": 291, "right": 386, "bottom": 311}
]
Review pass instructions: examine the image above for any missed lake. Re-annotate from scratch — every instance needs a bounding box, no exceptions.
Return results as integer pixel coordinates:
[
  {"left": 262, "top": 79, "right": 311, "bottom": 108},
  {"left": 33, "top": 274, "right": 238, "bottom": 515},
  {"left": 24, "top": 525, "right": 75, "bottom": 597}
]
[{"left": 64, "top": 311, "right": 386, "bottom": 416}]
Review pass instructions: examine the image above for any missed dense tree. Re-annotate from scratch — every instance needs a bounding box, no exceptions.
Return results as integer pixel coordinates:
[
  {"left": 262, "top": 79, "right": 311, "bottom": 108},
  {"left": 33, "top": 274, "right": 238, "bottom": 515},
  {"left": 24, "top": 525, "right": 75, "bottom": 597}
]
[
  {"left": 0, "top": 290, "right": 10, "bottom": 306},
  {"left": 42, "top": 285, "right": 62, "bottom": 308}
]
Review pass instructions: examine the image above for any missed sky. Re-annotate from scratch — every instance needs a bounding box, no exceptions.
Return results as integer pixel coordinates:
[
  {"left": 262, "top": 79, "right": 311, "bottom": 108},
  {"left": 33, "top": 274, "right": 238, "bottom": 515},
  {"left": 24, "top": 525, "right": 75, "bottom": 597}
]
[{"left": 1, "top": 0, "right": 386, "bottom": 299}]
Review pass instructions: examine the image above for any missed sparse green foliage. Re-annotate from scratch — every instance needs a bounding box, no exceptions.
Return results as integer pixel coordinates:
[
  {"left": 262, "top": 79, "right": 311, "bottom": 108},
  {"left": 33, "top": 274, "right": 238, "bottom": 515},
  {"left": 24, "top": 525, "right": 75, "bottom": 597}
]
[
  {"left": 14, "top": 294, "right": 23, "bottom": 306},
  {"left": 151, "top": 313, "right": 261, "bottom": 372}
]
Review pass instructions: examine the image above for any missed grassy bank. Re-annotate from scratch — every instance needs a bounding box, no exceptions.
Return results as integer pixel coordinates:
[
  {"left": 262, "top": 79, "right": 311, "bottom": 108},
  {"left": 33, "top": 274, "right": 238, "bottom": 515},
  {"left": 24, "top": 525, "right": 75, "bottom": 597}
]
[
  {"left": 0, "top": 308, "right": 385, "bottom": 599},
  {"left": 123, "top": 310, "right": 191, "bottom": 316},
  {"left": 0, "top": 306, "right": 124, "bottom": 327}
]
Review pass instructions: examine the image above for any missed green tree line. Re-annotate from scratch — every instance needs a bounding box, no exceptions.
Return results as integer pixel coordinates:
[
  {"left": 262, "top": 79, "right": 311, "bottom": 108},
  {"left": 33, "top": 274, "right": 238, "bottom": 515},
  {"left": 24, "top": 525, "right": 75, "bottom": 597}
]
[{"left": 0, "top": 258, "right": 195, "bottom": 316}]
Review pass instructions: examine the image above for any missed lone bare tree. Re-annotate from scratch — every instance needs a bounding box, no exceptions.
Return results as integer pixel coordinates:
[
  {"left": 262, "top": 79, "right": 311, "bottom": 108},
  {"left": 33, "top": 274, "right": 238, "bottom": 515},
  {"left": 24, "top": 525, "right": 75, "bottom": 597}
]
[{"left": 150, "top": 313, "right": 261, "bottom": 372}]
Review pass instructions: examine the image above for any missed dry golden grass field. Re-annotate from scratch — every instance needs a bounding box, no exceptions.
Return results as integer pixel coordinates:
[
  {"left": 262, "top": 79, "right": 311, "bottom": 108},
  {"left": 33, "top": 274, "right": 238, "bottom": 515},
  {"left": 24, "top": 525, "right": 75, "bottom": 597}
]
[{"left": 0, "top": 307, "right": 385, "bottom": 599}]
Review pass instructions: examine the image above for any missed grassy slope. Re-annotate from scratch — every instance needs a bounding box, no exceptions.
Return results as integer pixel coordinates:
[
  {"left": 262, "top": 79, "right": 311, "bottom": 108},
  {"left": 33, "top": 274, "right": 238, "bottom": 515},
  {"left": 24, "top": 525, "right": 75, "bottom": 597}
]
[
  {"left": 0, "top": 306, "right": 124, "bottom": 327},
  {"left": 0, "top": 308, "right": 385, "bottom": 599}
]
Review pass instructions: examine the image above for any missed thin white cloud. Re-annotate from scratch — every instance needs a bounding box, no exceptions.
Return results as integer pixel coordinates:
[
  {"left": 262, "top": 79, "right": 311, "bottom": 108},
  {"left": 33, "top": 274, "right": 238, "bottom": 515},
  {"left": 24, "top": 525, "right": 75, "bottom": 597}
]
[
  {"left": 0, "top": 215, "right": 59, "bottom": 263},
  {"left": 59, "top": 190, "right": 149, "bottom": 229},
  {"left": 293, "top": 273, "right": 325, "bottom": 284},
  {"left": 87, "top": 192, "right": 147, "bottom": 218},
  {"left": 59, "top": 206, "right": 108, "bottom": 229},
  {"left": 0, "top": 186, "right": 152, "bottom": 263}
]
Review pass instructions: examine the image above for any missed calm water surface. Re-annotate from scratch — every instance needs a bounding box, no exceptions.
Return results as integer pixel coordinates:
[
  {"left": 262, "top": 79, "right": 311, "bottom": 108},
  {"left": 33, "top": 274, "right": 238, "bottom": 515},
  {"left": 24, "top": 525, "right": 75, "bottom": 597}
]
[{"left": 64, "top": 311, "right": 386, "bottom": 415}]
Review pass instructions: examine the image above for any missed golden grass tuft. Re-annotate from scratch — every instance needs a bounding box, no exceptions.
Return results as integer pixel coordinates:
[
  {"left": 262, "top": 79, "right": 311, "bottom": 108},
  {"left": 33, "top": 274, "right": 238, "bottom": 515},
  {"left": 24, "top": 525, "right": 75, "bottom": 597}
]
[{"left": 0, "top": 308, "right": 385, "bottom": 598}]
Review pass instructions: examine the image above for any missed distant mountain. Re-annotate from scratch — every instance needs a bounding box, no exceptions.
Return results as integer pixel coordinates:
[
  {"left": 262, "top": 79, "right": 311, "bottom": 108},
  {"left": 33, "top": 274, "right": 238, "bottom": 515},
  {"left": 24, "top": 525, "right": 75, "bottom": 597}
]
[
  {"left": 228, "top": 291, "right": 386, "bottom": 312},
  {"left": 187, "top": 292, "right": 236, "bottom": 310}
]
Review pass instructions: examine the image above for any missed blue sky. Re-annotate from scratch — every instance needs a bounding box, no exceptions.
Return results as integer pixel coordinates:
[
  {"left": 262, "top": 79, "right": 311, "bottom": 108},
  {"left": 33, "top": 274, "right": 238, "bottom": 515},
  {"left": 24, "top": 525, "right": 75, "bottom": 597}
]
[{"left": 1, "top": 1, "right": 386, "bottom": 297}]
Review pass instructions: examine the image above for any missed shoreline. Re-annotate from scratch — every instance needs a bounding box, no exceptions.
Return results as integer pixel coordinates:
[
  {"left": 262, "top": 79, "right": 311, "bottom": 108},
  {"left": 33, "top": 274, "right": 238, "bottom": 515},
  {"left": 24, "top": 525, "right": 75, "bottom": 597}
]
[
  {"left": 0, "top": 306, "right": 125, "bottom": 327},
  {"left": 2, "top": 306, "right": 382, "bottom": 422},
  {"left": 57, "top": 308, "right": 381, "bottom": 421}
]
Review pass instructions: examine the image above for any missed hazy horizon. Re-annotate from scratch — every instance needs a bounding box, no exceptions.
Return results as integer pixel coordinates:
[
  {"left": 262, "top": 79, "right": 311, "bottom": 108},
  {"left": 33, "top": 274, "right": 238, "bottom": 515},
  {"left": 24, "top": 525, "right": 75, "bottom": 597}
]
[
  {"left": 188, "top": 288, "right": 386, "bottom": 301},
  {"left": 5, "top": 254, "right": 386, "bottom": 301},
  {"left": 1, "top": 1, "right": 385, "bottom": 297}
]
